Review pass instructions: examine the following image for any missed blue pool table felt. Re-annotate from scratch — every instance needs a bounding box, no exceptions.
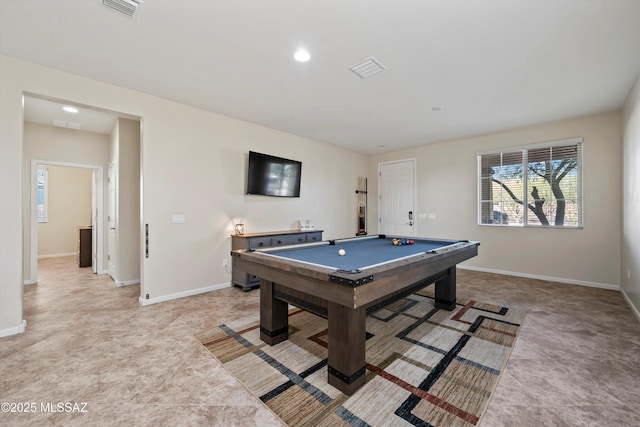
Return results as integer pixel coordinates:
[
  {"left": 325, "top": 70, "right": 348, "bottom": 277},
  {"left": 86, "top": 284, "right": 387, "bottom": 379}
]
[{"left": 264, "top": 237, "right": 456, "bottom": 271}]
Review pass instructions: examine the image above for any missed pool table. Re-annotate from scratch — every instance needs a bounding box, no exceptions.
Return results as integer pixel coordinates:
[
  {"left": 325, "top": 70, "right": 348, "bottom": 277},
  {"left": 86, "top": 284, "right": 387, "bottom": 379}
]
[{"left": 231, "top": 234, "right": 479, "bottom": 395}]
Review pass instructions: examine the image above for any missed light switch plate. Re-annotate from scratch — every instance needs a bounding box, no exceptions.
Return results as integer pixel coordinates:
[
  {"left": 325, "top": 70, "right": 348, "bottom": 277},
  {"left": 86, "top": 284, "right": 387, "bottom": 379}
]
[{"left": 172, "top": 214, "right": 186, "bottom": 224}]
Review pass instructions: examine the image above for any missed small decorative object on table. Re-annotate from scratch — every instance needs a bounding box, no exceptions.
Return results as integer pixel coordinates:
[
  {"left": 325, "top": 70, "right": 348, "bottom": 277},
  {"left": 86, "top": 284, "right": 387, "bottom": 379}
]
[
  {"left": 234, "top": 223, "right": 245, "bottom": 235},
  {"left": 299, "top": 220, "right": 315, "bottom": 231}
]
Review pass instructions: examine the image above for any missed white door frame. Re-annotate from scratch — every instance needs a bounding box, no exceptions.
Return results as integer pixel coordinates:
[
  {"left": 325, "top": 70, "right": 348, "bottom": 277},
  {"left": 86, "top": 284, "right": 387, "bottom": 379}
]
[
  {"left": 29, "top": 159, "right": 105, "bottom": 281},
  {"left": 107, "top": 161, "right": 117, "bottom": 280},
  {"left": 91, "top": 170, "right": 98, "bottom": 274},
  {"left": 378, "top": 158, "right": 417, "bottom": 236}
]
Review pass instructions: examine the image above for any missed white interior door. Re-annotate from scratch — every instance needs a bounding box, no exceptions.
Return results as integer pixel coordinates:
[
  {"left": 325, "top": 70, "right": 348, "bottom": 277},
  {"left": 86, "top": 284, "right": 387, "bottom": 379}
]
[
  {"left": 379, "top": 159, "right": 416, "bottom": 236},
  {"left": 107, "top": 163, "right": 117, "bottom": 279}
]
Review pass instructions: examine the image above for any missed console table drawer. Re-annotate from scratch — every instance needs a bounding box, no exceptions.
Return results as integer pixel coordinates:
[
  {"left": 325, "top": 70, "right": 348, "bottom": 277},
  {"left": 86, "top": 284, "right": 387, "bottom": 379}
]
[
  {"left": 273, "top": 234, "right": 307, "bottom": 246},
  {"left": 306, "top": 232, "right": 323, "bottom": 243},
  {"left": 246, "top": 237, "right": 272, "bottom": 249}
]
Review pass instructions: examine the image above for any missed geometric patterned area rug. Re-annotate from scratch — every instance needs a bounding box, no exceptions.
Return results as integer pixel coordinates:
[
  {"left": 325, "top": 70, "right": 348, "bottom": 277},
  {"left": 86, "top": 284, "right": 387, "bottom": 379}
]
[{"left": 195, "top": 289, "right": 525, "bottom": 426}]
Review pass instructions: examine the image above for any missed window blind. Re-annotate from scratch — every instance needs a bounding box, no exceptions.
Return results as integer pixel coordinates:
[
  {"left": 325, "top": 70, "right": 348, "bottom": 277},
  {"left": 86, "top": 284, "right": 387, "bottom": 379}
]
[{"left": 477, "top": 138, "right": 583, "bottom": 228}]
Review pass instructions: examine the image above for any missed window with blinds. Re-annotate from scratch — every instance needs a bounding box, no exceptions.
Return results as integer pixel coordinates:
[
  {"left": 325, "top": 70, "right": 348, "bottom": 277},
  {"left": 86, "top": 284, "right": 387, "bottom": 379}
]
[
  {"left": 478, "top": 138, "right": 583, "bottom": 228},
  {"left": 37, "top": 167, "right": 48, "bottom": 223}
]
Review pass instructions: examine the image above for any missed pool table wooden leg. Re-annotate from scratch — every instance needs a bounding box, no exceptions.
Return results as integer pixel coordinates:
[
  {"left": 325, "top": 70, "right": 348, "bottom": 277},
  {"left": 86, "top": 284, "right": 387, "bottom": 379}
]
[
  {"left": 327, "top": 302, "right": 366, "bottom": 395},
  {"left": 259, "top": 279, "right": 289, "bottom": 345},
  {"left": 434, "top": 267, "right": 457, "bottom": 310}
]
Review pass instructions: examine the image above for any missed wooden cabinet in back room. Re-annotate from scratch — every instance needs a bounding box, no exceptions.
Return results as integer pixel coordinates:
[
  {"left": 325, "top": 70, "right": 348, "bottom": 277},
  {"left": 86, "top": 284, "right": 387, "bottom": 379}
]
[{"left": 78, "top": 226, "right": 92, "bottom": 267}]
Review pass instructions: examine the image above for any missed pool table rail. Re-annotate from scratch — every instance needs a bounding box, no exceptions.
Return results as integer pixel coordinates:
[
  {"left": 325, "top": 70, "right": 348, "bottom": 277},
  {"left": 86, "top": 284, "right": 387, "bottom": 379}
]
[{"left": 232, "top": 253, "right": 359, "bottom": 307}]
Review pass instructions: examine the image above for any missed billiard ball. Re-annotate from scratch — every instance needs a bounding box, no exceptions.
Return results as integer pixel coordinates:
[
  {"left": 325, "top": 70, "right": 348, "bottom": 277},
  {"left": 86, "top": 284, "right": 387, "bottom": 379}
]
[{"left": 338, "top": 249, "right": 346, "bottom": 256}]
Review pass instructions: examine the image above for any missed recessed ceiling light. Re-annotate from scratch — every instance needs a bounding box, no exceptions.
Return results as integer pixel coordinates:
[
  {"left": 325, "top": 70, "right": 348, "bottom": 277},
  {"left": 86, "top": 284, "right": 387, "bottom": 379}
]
[
  {"left": 294, "top": 49, "right": 310, "bottom": 62},
  {"left": 63, "top": 106, "right": 79, "bottom": 113}
]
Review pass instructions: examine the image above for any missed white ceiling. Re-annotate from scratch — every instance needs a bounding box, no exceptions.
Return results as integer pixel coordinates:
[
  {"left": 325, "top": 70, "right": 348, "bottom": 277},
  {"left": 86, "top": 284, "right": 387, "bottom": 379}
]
[
  {"left": 2, "top": 0, "right": 640, "bottom": 154},
  {"left": 23, "top": 96, "right": 120, "bottom": 134}
]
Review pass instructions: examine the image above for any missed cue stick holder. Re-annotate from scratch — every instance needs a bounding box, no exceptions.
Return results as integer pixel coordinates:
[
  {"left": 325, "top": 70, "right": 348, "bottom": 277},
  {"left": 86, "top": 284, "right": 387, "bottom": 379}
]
[{"left": 356, "top": 177, "right": 367, "bottom": 236}]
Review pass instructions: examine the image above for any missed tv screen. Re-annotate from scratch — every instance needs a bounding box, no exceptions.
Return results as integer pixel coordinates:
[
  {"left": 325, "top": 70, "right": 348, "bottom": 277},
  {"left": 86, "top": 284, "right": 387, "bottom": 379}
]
[{"left": 246, "top": 151, "right": 302, "bottom": 197}]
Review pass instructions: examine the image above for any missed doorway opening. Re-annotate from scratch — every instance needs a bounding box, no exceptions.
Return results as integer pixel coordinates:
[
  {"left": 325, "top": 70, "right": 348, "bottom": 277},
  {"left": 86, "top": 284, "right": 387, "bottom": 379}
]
[
  {"left": 29, "top": 161, "right": 104, "bottom": 282},
  {"left": 22, "top": 93, "right": 141, "bottom": 292}
]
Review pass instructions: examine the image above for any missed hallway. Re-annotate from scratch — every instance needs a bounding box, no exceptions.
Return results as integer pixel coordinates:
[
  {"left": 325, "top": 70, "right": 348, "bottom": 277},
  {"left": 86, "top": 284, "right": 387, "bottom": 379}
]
[{"left": 0, "top": 257, "right": 280, "bottom": 426}]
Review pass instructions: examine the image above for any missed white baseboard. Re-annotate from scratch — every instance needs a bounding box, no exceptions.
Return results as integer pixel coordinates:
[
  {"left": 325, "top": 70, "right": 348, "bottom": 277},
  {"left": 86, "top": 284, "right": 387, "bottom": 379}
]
[
  {"left": 113, "top": 279, "right": 140, "bottom": 287},
  {"left": 458, "top": 265, "right": 620, "bottom": 291},
  {"left": 37, "top": 252, "right": 75, "bottom": 259},
  {"left": 0, "top": 320, "right": 27, "bottom": 337},
  {"left": 138, "top": 282, "right": 231, "bottom": 306},
  {"left": 23, "top": 279, "right": 37, "bottom": 285},
  {"left": 109, "top": 272, "right": 140, "bottom": 287},
  {"left": 620, "top": 288, "right": 640, "bottom": 322}
]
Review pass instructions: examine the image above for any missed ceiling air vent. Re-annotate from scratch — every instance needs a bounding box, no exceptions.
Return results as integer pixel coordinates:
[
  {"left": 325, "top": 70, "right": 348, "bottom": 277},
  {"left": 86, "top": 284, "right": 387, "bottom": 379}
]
[
  {"left": 52, "top": 120, "right": 82, "bottom": 130},
  {"left": 103, "top": 0, "right": 140, "bottom": 18},
  {"left": 349, "top": 56, "right": 386, "bottom": 79}
]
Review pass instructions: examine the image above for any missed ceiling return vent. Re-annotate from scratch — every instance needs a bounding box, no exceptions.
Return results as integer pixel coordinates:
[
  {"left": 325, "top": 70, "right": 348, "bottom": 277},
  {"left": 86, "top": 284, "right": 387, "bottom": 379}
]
[
  {"left": 103, "top": 0, "right": 140, "bottom": 18},
  {"left": 349, "top": 56, "right": 386, "bottom": 79},
  {"left": 52, "top": 120, "right": 82, "bottom": 130}
]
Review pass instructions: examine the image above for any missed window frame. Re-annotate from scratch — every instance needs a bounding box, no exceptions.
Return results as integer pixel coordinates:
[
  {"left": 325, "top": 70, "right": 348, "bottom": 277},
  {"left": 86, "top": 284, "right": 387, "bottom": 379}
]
[
  {"left": 477, "top": 137, "right": 583, "bottom": 229},
  {"left": 36, "top": 166, "right": 48, "bottom": 223}
]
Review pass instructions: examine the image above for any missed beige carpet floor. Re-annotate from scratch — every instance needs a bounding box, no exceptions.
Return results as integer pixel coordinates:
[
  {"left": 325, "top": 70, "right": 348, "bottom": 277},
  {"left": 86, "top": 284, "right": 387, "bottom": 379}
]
[{"left": 0, "top": 256, "right": 639, "bottom": 426}]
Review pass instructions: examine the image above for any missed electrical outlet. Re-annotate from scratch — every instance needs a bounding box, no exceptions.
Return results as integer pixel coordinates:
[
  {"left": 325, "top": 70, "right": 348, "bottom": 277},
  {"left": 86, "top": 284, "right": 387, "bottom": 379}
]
[{"left": 223, "top": 259, "right": 229, "bottom": 268}]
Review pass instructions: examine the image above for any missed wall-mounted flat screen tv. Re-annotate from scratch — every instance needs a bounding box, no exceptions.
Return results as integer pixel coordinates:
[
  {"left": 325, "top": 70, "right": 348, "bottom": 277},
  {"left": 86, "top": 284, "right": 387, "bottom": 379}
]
[{"left": 246, "top": 151, "right": 302, "bottom": 197}]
